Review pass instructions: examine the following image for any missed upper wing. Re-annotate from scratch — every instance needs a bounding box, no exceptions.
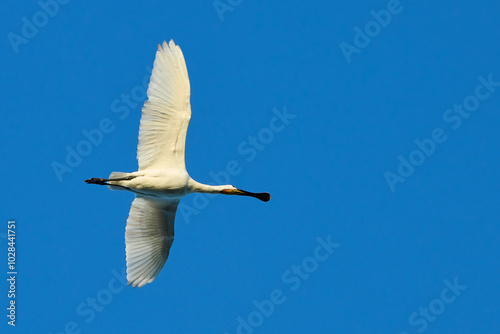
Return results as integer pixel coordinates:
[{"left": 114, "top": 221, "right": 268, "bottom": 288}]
[
  {"left": 125, "top": 197, "right": 178, "bottom": 288},
  {"left": 137, "top": 40, "right": 191, "bottom": 171}
]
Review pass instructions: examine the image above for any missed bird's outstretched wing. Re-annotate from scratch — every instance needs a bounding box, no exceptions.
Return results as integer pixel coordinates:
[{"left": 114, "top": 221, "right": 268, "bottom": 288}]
[
  {"left": 125, "top": 197, "right": 178, "bottom": 288},
  {"left": 137, "top": 40, "right": 191, "bottom": 171}
]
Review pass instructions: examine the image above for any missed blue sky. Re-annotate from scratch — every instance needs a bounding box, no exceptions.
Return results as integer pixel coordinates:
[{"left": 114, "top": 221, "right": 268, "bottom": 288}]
[{"left": 1, "top": 0, "right": 500, "bottom": 333}]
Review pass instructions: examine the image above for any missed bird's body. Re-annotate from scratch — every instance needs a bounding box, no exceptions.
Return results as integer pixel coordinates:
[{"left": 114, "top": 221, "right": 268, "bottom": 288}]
[
  {"left": 108, "top": 170, "right": 191, "bottom": 198},
  {"left": 85, "top": 40, "right": 270, "bottom": 288}
]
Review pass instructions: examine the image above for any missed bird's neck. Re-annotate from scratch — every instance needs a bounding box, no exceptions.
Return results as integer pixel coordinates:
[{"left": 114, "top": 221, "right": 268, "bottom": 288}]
[{"left": 188, "top": 179, "right": 230, "bottom": 194}]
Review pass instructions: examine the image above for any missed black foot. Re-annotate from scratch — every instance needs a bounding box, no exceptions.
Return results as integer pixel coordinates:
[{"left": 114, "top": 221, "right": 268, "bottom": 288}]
[{"left": 84, "top": 178, "right": 108, "bottom": 185}]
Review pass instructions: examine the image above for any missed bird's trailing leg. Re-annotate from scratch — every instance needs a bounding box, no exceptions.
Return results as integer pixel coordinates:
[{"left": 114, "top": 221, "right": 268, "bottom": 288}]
[
  {"left": 84, "top": 175, "right": 136, "bottom": 185},
  {"left": 84, "top": 177, "right": 108, "bottom": 185}
]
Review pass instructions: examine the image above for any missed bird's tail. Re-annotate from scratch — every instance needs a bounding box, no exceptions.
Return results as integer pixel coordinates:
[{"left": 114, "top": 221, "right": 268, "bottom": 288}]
[{"left": 107, "top": 172, "right": 131, "bottom": 191}]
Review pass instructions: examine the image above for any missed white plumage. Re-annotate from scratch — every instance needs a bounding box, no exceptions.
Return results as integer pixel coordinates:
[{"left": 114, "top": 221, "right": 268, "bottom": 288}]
[
  {"left": 86, "top": 40, "right": 270, "bottom": 288},
  {"left": 138, "top": 41, "right": 191, "bottom": 172},
  {"left": 125, "top": 197, "right": 177, "bottom": 288}
]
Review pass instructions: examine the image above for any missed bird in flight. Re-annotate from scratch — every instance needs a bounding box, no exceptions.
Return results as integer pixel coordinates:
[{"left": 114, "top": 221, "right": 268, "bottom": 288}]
[{"left": 85, "top": 40, "right": 270, "bottom": 288}]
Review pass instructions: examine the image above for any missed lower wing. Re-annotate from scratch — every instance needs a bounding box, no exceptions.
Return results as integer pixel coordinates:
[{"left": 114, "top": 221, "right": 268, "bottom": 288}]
[{"left": 125, "top": 197, "right": 179, "bottom": 288}]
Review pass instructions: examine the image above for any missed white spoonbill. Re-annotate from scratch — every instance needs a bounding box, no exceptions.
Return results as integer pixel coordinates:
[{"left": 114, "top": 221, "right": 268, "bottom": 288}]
[{"left": 85, "top": 40, "right": 270, "bottom": 288}]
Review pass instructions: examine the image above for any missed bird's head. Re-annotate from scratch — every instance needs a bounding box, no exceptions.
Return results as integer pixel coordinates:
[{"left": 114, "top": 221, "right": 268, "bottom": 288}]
[{"left": 221, "top": 186, "right": 271, "bottom": 202}]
